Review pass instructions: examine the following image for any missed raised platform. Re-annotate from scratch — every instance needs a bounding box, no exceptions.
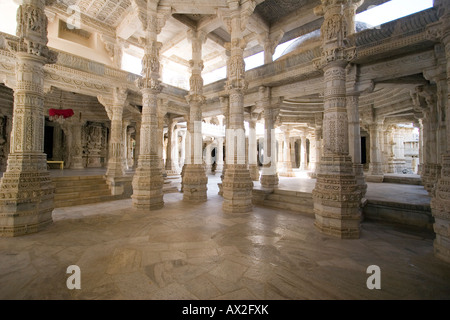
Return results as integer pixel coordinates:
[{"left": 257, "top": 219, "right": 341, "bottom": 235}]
[{"left": 252, "top": 173, "right": 432, "bottom": 231}]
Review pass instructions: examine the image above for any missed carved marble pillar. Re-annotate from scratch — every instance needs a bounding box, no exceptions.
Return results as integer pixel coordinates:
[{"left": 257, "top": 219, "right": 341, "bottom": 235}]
[
  {"left": 347, "top": 93, "right": 366, "bottom": 196},
  {"left": 52, "top": 124, "right": 63, "bottom": 160},
  {"left": 259, "top": 87, "right": 278, "bottom": 190},
  {"left": 173, "top": 126, "right": 180, "bottom": 173},
  {"left": 222, "top": 2, "right": 254, "bottom": 213},
  {"left": 101, "top": 88, "right": 127, "bottom": 193},
  {"left": 290, "top": 137, "right": 297, "bottom": 169},
  {"left": 385, "top": 125, "right": 396, "bottom": 174},
  {"left": 300, "top": 132, "right": 307, "bottom": 170},
  {"left": 133, "top": 121, "right": 140, "bottom": 169},
  {"left": 62, "top": 116, "right": 85, "bottom": 169},
  {"left": 248, "top": 115, "right": 259, "bottom": 181},
  {"left": 276, "top": 133, "right": 283, "bottom": 172},
  {"left": 367, "top": 121, "right": 385, "bottom": 182},
  {"left": 179, "top": 128, "right": 186, "bottom": 169},
  {"left": 313, "top": 112, "right": 323, "bottom": 177},
  {"left": 393, "top": 126, "right": 407, "bottom": 174},
  {"left": 158, "top": 105, "right": 167, "bottom": 177},
  {"left": 308, "top": 132, "right": 317, "bottom": 173},
  {"left": 183, "top": 29, "right": 208, "bottom": 202},
  {"left": 218, "top": 96, "right": 229, "bottom": 196},
  {"left": 430, "top": 0, "right": 450, "bottom": 263},
  {"left": 279, "top": 128, "right": 294, "bottom": 177},
  {"left": 216, "top": 136, "right": 224, "bottom": 174},
  {"left": 0, "top": 0, "right": 57, "bottom": 236},
  {"left": 165, "top": 117, "right": 179, "bottom": 176},
  {"left": 204, "top": 142, "right": 213, "bottom": 174},
  {"left": 123, "top": 120, "right": 130, "bottom": 170},
  {"left": 132, "top": 5, "right": 167, "bottom": 210},
  {"left": 311, "top": 0, "right": 362, "bottom": 239}
]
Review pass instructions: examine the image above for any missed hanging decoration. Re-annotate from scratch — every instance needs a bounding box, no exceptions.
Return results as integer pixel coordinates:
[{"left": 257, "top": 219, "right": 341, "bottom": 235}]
[
  {"left": 49, "top": 90, "right": 74, "bottom": 125},
  {"left": 49, "top": 108, "right": 74, "bottom": 124}
]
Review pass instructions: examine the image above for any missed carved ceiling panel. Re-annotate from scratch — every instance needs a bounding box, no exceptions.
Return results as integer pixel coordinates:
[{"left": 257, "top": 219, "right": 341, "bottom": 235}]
[
  {"left": 59, "top": 0, "right": 131, "bottom": 27},
  {"left": 255, "top": 0, "right": 316, "bottom": 25}
]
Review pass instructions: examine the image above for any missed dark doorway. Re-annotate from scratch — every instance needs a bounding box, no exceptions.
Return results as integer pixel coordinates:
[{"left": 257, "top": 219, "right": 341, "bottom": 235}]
[
  {"left": 44, "top": 125, "right": 54, "bottom": 159},
  {"left": 361, "top": 136, "right": 367, "bottom": 164}
]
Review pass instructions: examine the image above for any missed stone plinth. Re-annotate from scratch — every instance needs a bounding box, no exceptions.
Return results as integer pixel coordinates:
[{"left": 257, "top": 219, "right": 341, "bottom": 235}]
[{"left": 312, "top": 156, "right": 362, "bottom": 239}]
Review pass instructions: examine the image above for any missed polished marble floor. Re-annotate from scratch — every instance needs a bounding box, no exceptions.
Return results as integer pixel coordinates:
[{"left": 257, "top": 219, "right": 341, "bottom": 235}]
[{"left": 0, "top": 174, "right": 449, "bottom": 300}]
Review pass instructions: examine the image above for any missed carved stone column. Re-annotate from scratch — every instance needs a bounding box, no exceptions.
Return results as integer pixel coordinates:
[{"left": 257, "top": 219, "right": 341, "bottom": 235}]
[
  {"left": 248, "top": 115, "right": 259, "bottom": 181},
  {"left": 290, "top": 136, "right": 297, "bottom": 169},
  {"left": 347, "top": 91, "right": 367, "bottom": 197},
  {"left": 312, "top": 0, "right": 362, "bottom": 239},
  {"left": 312, "top": 112, "right": 323, "bottom": 177},
  {"left": 179, "top": 128, "right": 186, "bottom": 169},
  {"left": 52, "top": 124, "right": 63, "bottom": 160},
  {"left": 183, "top": 29, "right": 208, "bottom": 202},
  {"left": 300, "top": 132, "right": 307, "bottom": 170},
  {"left": 367, "top": 120, "right": 385, "bottom": 182},
  {"left": 259, "top": 87, "right": 278, "bottom": 190},
  {"left": 165, "top": 117, "right": 179, "bottom": 176},
  {"left": 308, "top": 132, "right": 317, "bottom": 173},
  {"left": 218, "top": 96, "right": 228, "bottom": 196},
  {"left": 279, "top": 128, "right": 294, "bottom": 177},
  {"left": 131, "top": 3, "right": 167, "bottom": 210},
  {"left": 205, "top": 142, "right": 213, "bottom": 174},
  {"left": 133, "top": 121, "right": 140, "bottom": 169},
  {"left": 0, "top": 0, "right": 57, "bottom": 236},
  {"left": 222, "top": 1, "right": 255, "bottom": 213},
  {"left": 429, "top": 0, "right": 450, "bottom": 263},
  {"left": 62, "top": 116, "right": 85, "bottom": 169},
  {"left": 100, "top": 88, "right": 127, "bottom": 188},
  {"left": 216, "top": 136, "right": 224, "bottom": 174},
  {"left": 123, "top": 120, "right": 130, "bottom": 170}
]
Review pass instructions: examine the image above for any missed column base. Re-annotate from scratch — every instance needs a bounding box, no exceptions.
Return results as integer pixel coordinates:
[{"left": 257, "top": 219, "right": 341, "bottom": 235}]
[
  {"left": 312, "top": 155, "right": 362, "bottom": 239},
  {"left": 393, "top": 159, "right": 407, "bottom": 174},
  {"left": 431, "top": 153, "right": 450, "bottom": 264},
  {"left": 71, "top": 156, "right": 84, "bottom": 169},
  {"left": 0, "top": 154, "right": 54, "bottom": 237},
  {"left": 422, "top": 163, "right": 440, "bottom": 194},
  {"left": 365, "top": 174, "right": 384, "bottom": 183},
  {"left": 278, "top": 162, "right": 295, "bottom": 177},
  {"left": 260, "top": 173, "right": 279, "bottom": 190},
  {"left": 249, "top": 164, "right": 260, "bottom": 181},
  {"left": 354, "top": 164, "right": 367, "bottom": 198},
  {"left": 222, "top": 164, "right": 253, "bottom": 214},
  {"left": 131, "top": 157, "right": 164, "bottom": 210},
  {"left": 183, "top": 164, "right": 208, "bottom": 202}
]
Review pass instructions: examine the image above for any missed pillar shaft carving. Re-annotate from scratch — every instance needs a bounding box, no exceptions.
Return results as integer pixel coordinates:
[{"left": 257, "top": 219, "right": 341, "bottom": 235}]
[
  {"left": 312, "top": 0, "right": 362, "bottom": 239},
  {"left": 248, "top": 116, "right": 259, "bottom": 181},
  {"left": 183, "top": 30, "right": 208, "bottom": 202},
  {"left": 430, "top": 0, "right": 450, "bottom": 263},
  {"left": 222, "top": 4, "right": 254, "bottom": 213},
  {"left": 0, "top": 0, "right": 56, "bottom": 236},
  {"left": 101, "top": 87, "right": 127, "bottom": 182},
  {"left": 132, "top": 7, "right": 167, "bottom": 210},
  {"left": 259, "top": 87, "right": 279, "bottom": 189}
]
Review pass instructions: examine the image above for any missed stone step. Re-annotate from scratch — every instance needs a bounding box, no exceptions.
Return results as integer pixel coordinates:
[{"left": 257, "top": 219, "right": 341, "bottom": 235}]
[
  {"left": 252, "top": 188, "right": 314, "bottom": 216},
  {"left": 54, "top": 188, "right": 111, "bottom": 201},
  {"left": 382, "top": 175, "right": 422, "bottom": 185},
  {"left": 54, "top": 194, "right": 124, "bottom": 208},
  {"left": 54, "top": 183, "right": 110, "bottom": 194},
  {"left": 363, "top": 199, "right": 433, "bottom": 230}
]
